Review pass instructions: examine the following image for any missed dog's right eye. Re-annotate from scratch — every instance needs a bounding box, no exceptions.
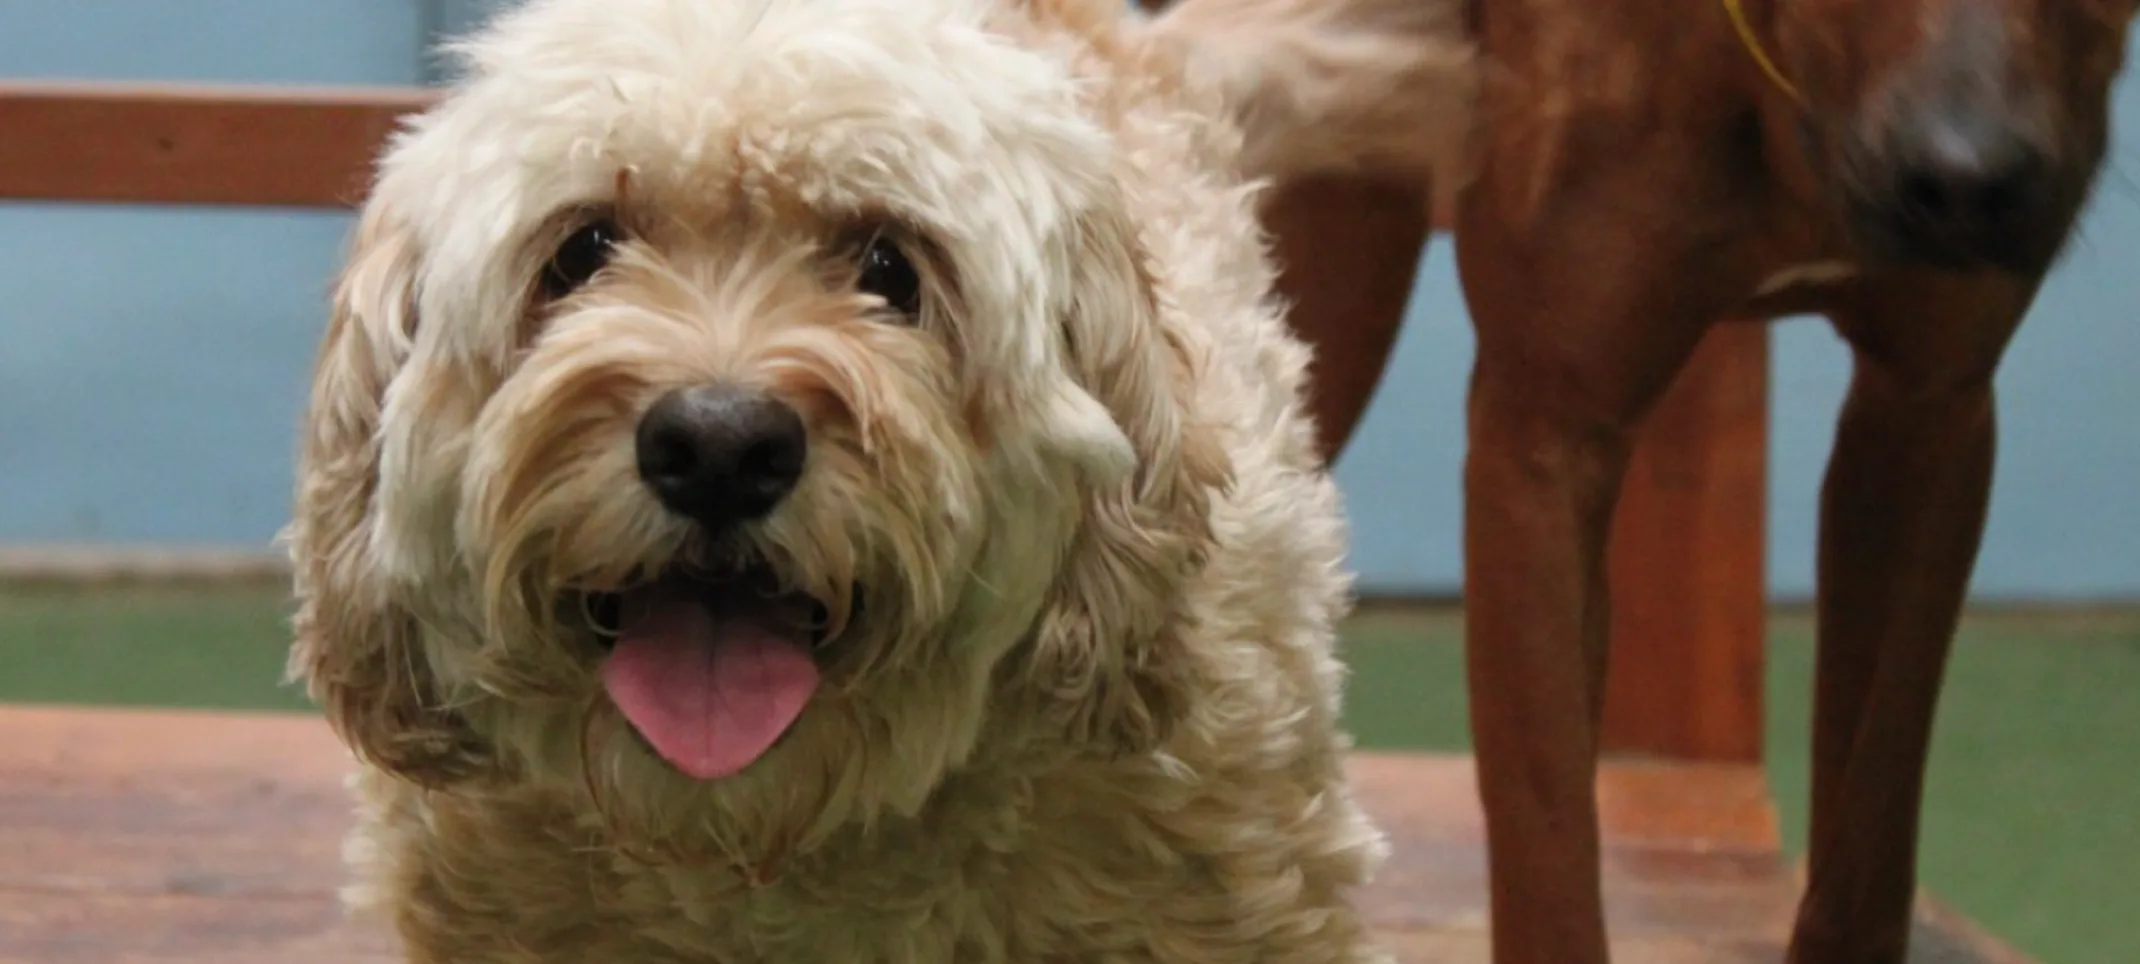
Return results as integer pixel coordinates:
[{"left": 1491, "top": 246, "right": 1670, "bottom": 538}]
[
  {"left": 542, "top": 220, "right": 622, "bottom": 298},
  {"left": 855, "top": 236, "right": 923, "bottom": 318}
]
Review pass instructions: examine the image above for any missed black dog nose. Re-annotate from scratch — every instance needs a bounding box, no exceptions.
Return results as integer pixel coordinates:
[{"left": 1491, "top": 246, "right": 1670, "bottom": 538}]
[
  {"left": 1885, "top": 113, "right": 2050, "bottom": 264},
  {"left": 1896, "top": 143, "right": 2041, "bottom": 231},
  {"left": 635, "top": 385, "right": 806, "bottom": 526}
]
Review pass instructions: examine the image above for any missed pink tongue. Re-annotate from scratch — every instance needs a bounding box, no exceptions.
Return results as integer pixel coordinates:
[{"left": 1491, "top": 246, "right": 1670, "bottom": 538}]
[{"left": 601, "top": 580, "right": 820, "bottom": 781}]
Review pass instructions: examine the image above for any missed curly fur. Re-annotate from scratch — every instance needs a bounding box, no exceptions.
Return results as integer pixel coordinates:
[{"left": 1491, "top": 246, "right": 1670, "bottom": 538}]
[{"left": 284, "top": 0, "right": 1469, "bottom": 960}]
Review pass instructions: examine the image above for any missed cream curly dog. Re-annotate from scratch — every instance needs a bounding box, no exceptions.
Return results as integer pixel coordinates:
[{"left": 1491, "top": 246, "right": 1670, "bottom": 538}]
[{"left": 284, "top": 0, "right": 1469, "bottom": 960}]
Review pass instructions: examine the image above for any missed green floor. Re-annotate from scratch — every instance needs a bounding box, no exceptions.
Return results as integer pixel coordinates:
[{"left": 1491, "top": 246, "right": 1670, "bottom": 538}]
[{"left": 3, "top": 586, "right": 2135, "bottom": 962}]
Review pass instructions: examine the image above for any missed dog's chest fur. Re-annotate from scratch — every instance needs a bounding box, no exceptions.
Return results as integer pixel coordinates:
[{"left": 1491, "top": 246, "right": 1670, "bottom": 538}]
[{"left": 355, "top": 726, "right": 1375, "bottom": 963}]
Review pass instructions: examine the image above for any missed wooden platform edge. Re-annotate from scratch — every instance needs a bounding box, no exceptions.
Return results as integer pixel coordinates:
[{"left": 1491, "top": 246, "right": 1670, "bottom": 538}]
[
  {"left": 0, "top": 703, "right": 2040, "bottom": 963},
  {"left": 0, "top": 701, "right": 1779, "bottom": 847},
  {"left": 1784, "top": 860, "right": 2042, "bottom": 964},
  {"left": 0, "top": 543, "right": 290, "bottom": 588},
  {"left": 1914, "top": 896, "right": 2039, "bottom": 964}
]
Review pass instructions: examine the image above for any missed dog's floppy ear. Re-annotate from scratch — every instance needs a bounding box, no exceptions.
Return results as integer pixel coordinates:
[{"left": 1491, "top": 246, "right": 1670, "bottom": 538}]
[
  {"left": 284, "top": 205, "right": 492, "bottom": 787},
  {"left": 1028, "top": 203, "right": 1231, "bottom": 754}
]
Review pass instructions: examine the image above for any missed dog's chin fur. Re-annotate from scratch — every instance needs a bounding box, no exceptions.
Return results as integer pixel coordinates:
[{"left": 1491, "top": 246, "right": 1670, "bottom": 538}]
[{"left": 285, "top": 0, "right": 1471, "bottom": 959}]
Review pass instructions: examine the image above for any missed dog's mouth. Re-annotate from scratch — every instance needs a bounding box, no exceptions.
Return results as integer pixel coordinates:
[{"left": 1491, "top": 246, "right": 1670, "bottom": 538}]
[{"left": 581, "top": 563, "right": 841, "bottom": 782}]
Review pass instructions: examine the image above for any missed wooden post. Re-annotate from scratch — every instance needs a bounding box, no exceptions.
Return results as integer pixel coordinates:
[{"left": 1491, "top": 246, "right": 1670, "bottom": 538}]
[{"left": 1601, "top": 323, "right": 1770, "bottom": 763}]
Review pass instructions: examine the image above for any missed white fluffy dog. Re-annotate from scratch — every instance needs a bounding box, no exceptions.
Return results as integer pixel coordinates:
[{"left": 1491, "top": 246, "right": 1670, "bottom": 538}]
[{"left": 284, "top": 0, "right": 1469, "bottom": 960}]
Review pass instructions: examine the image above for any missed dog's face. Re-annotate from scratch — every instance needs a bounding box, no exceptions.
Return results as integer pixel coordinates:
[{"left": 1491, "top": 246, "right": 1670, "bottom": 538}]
[
  {"left": 1780, "top": 0, "right": 2133, "bottom": 272},
  {"left": 288, "top": 0, "right": 1225, "bottom": 864}
]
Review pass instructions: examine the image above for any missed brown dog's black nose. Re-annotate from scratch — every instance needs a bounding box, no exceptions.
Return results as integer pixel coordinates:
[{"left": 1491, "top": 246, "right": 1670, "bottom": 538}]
[
  {"left": 635, "top": 385, "right": 806, "bottom": 527},
  {"left": 1886, "top": 118, "right": 2049, "bottom": 265}
]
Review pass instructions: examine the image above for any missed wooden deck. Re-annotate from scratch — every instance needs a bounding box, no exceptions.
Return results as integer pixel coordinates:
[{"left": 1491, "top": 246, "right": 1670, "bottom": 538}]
[{"left": 0, "top": 704, "right": 2027, "bottom": 963}]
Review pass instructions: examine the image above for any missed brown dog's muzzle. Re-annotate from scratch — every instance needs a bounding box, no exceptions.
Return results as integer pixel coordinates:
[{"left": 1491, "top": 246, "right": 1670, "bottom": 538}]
[
  {"left": 1863, "top": 99, "right": 2056, "bottom": 269},
  {"left": 1829, "top": 9, "right": 2091, "bottom": 273}
]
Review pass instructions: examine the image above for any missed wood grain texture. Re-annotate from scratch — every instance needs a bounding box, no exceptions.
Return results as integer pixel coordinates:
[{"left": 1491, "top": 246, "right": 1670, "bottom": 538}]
[
  {"left": 1603, "top": 323, "right": 1772, "bottom": 763},
  {"left": 0, "top": 82, "right": 435, "bottom": 208},
  {"left": 0, "top": 704, "right": 2029, "bottom": 963}
]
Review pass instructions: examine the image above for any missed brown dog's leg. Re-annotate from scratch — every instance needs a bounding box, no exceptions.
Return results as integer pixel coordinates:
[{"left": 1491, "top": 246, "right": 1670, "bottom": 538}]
[
  {"left": 1260, "top": 175, "right": 1433, "bottom": 461},
  {"left": 1453, "top": 180, "right": 1754, "bottom": 964},
  {"left": 1788, "top": 274, "right": 2035, "bottom": 964}
]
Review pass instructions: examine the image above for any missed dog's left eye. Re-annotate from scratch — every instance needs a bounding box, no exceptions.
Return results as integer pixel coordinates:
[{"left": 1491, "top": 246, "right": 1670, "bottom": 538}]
[
  {"left": 855, "top": 236, "right": 922, "bottom": 318},
  {"left": 542, "top": 219, "right": 622, "bottom": 298}
]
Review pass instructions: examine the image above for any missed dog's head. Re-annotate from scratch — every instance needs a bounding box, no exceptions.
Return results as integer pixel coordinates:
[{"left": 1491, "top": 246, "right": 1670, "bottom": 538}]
[
  {"left": 286, "top": 0, "right": 1228, "bottom": 862},
  {"left": 1776, "top": 0, "right": 2133, "bottom": 272}
]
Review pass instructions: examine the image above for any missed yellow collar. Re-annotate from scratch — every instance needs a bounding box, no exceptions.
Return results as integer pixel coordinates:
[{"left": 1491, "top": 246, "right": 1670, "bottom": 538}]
[{"left": 1724, "top": 0, "right": 1805, "bottom": 105}]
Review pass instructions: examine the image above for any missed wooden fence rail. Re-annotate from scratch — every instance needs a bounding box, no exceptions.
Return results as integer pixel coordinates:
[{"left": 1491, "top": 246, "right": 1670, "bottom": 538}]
[{"left": 0, "top": 82, "right": 432, "bottom": 207}]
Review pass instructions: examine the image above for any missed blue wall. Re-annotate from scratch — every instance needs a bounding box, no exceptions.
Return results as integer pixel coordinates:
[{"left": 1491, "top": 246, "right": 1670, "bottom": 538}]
[{"left": 2, "top": 3, "right": 2134, "bottom": 600}]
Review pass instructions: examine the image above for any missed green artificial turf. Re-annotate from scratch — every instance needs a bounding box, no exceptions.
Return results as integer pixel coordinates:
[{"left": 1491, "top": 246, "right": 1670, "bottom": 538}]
[
  {"left": 2, "top": 586, "right": 2135, "bottom": 961},
  {"left": 0, "top": 584, "right": 312, "bottom": 712}
]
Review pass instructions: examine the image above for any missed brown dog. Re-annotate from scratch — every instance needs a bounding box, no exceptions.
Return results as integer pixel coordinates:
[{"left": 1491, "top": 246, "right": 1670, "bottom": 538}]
[{"left": 1189, "top": 1, "right": 2135, "bottom": 963}]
